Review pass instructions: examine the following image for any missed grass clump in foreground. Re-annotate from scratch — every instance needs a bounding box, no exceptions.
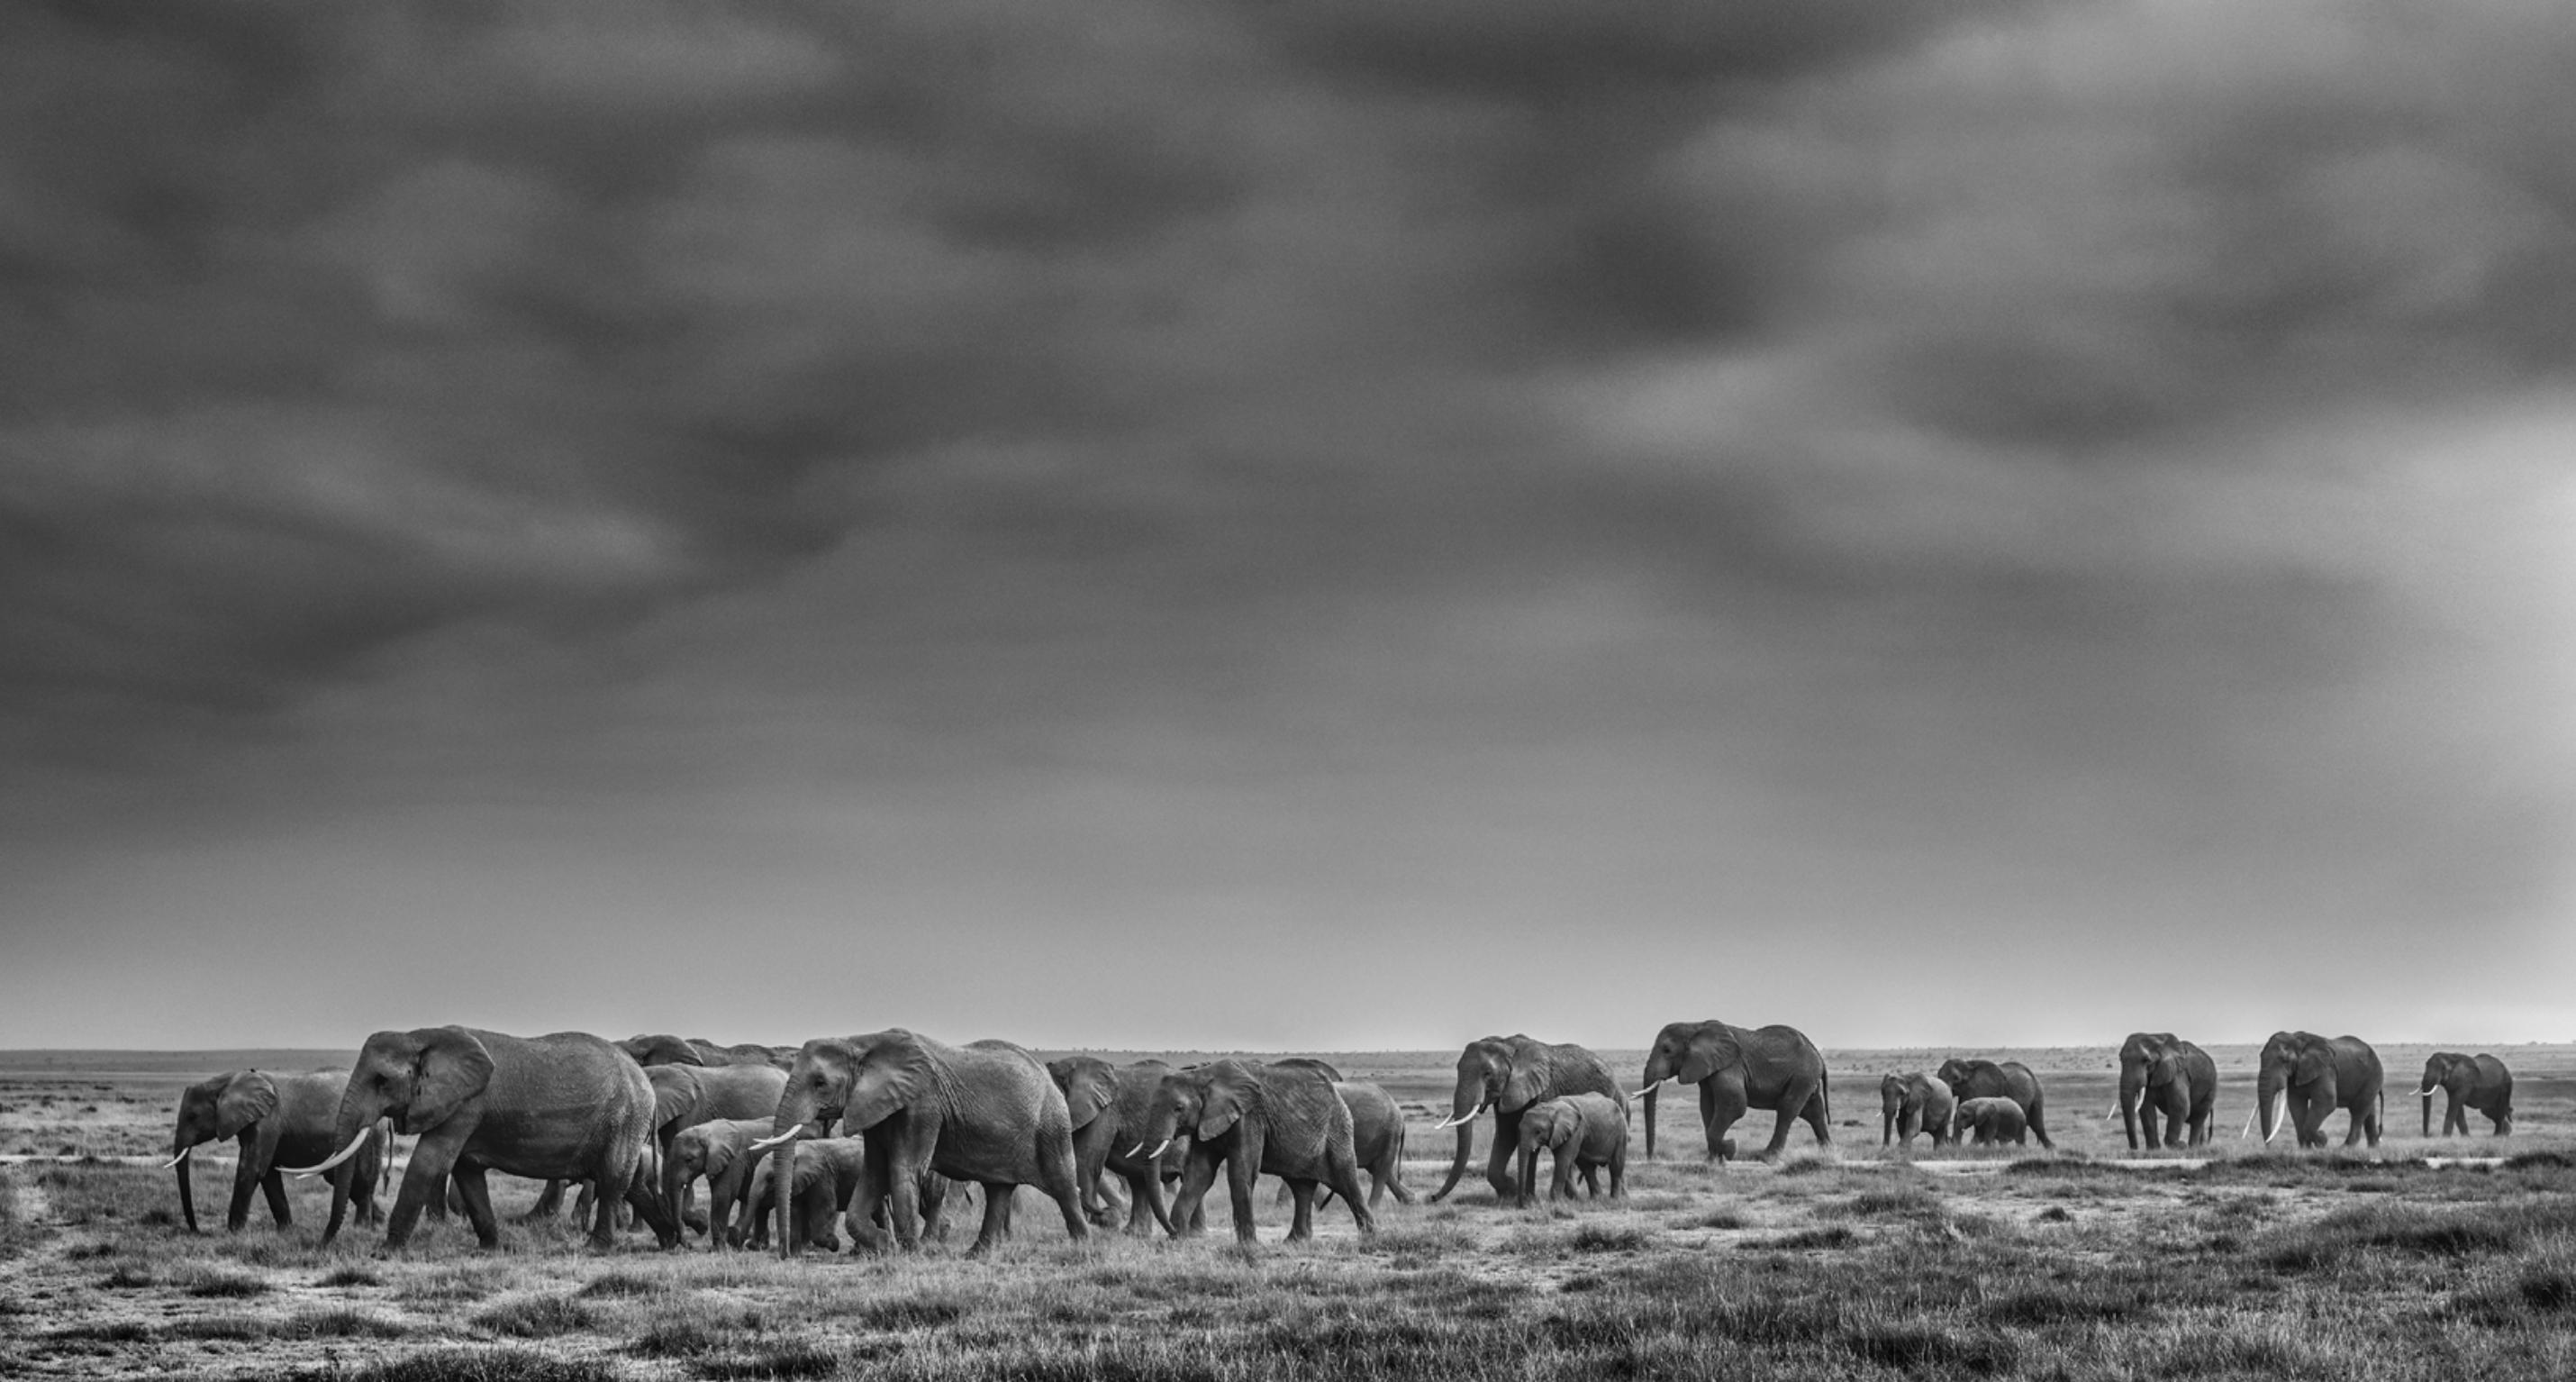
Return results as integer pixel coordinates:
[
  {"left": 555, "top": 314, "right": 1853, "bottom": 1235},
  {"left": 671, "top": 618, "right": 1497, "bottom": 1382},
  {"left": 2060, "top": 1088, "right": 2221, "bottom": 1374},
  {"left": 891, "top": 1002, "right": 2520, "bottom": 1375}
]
[{"left": 280, "top": 1349, "right": 619, "bottom": 1382}]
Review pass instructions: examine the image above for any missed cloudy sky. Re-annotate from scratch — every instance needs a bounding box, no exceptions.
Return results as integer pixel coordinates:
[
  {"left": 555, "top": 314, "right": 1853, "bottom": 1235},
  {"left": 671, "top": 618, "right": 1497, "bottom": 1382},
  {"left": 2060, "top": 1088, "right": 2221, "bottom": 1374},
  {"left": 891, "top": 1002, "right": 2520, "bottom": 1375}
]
[{"left": 3, "top": 1, "right": 2571, "bottom": 1052}]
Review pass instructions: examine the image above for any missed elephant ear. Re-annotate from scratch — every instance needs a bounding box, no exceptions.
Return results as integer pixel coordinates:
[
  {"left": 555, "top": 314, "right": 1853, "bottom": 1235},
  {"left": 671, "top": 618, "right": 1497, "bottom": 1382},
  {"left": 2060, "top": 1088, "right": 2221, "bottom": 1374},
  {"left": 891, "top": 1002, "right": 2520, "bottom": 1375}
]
[
  {"left": 2294, "top": 1043, "right": 2333, "bottom": 1086},
  {"left": 1551, "top": 1102, "right": 1581, "bottom": 1146},
  {"left": 1500, "top": 1060, "right": 1547, "bottom": 1114},
  {"left": 213, "top": 1070, "right": 278, "bottom": 1141},
  {"left": 1196, "top": 1080, "right": 1244, "bottom": 1141},
  {"left": 703, "top": 1135, "right": 738, "bottom": 1178},
  {"left": 846, "top": 1032, "right": 933, "bottom": 1132},
  {"left": 650, "top": 1066, "right": 703, "bottom": 1131},
  {"left": 409, "top": 1027, "right": 496, "bottom": 1132},
  {"left": 1064, "top": 1066, "right": 1116, "bottom": 1131},
  {"left": 1676, "top": 1028, "right": 1737, "bottom": 1086}
]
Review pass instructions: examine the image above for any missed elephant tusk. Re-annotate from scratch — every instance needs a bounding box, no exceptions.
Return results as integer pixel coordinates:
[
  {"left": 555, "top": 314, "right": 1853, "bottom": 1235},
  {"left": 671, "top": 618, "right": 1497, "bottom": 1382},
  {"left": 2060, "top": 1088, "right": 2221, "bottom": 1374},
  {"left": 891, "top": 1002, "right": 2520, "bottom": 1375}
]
[
  {"left": 2100, "top": 1105, "right": 2119, "bottom": 1122},
  {"left": 2263, "top": 1090, "right": 2287, "bottom": 1145},
  {"left": 2416, "top": 1087, "right": 2437, "bottom": 1098},
  {"left": 2239, "top": 1104, "right": 2258, "bottom": 1139},
  {"left": 1126, "top": 1143, "right": 1147, "bottom": 1159},
  {"left": 284, "top": 1126, "right": 372, "bottom": 1178},
  {"left": 1144, "top": 1139, "right": 1171, "bottom": 1161},
  {"left": 161, "top": 1147, "right": 193, "bottom": 1170},
  {"left": 1634, "top": 1081, "right": 1664, "bottom": 1100},
  {"left": 748, "top": 1129, "right": 803, "bottom": 1154}
]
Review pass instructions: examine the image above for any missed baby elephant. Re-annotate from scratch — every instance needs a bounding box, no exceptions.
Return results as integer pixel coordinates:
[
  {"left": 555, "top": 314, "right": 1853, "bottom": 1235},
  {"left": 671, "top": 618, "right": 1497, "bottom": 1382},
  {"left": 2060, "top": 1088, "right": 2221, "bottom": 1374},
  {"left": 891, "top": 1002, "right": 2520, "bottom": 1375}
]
[
  {"left": 1955, "top": 1096, "right": 2029, "bottom": 1147},
  {"left": 1514, "top": 1092, "right": 1627, "bottom": 1207}
]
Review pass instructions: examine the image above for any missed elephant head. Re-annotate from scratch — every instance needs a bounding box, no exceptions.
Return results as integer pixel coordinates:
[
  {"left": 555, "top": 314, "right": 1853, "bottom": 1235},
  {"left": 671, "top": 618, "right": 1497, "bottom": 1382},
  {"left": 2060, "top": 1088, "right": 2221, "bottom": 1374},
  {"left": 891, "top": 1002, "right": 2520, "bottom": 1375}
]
[
  {"left": 2254, "top": 1032, "right": 2337, "bottom": 1145},
  {"left": 618, "top": 1033, "right": 706, "bottom": 1068},
  {"left": 1048, "top": 1056, "right": 1120, "bottom": 1132},
  {"left": 1879, "top": 1074, "right": 1918, "bottom": 1147},
  {"left": 1638, "top": 1021, "right": 1739, "bottom": 1159},
  {"left": 761, "top": 1030, "right": 937, "bottom": 1150},
  {"left": 167, "top": 1070, "right": 277, "bottom": 1233},
  {"left": 1429, "top": 1037, "right": 1551, "bottom": 1196},
  {"left": 2417, "top": 1052, "right": 2473, "bottom": 1136},
  {"left": 1129, "top": 1061, "right": 1269, "bottom": 1164}
]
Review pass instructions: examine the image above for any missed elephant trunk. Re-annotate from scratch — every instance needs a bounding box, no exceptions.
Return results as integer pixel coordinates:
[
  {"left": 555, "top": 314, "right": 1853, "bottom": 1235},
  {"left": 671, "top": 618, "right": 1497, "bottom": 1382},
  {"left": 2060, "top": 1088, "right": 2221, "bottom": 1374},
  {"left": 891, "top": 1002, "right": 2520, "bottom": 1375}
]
[
  {"left": 2254, "top": 1067, "right": 2285, "bottom": 1144},
  {"left": 662, "top": 1146, "right": 690, "bottom": 1242},
  {"left": 2422, "top": 1087, "right": 2435, "bottom": 1139},
  {"left": 1642, "top": 1084, "right": 1658, "bottom": 1160},
  {"left": 2117, "top": 1065, "right": 2145, "bottom": 1151},
  {"left": 1429, "top": 1121, "right": 1476, "bottom": 1202},
  {"left": 173, "top": 1144, "right": 199, "bottom": 1234},
  {"left": 1881, "top": 1105, "right": 1893, "bottom": 1147}
]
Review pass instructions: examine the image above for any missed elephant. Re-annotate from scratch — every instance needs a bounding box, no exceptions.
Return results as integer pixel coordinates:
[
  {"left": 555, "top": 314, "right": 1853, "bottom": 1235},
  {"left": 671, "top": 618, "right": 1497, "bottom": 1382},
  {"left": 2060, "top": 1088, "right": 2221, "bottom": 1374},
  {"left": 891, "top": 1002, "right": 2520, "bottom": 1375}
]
[
  {"left": 2253, "top": 1032, "right": 2382, "bottom": 1149},
  {"left": 1429, "top": 1035, "right": 1622, "bottom": 1201},
  {"left": 1048, "top": 1055, "right": 1184, "bottom": 1236},
  {"left": 1330, "top": 1080, "right": 1413, "bottom": 1210},
  {"left": 1514, "top": 1092, "right": 1627, "bottom": 1206},
  {"left": 666, "top": 1117, "right": 779, "bottom": 1250},
  {"left": 168, "top": 1069, "right": 385, "bottom": 1234},
  {"left": 616, "top": 1034, "right": 794, "bottom": 1069},
  {"left": 2417, "top": 1052, "right": 2512, "bottom": 1138},
  {"left": 1878, "top": 1072, "right": 1955, "bottom": 1150},
  {"left": 288, "top": 1026, "right": 676, "bottom": 1251},
  {"left": 1638, "top": 1021, "right": 1828, "bottom": 1162},
  {"left": 647, "top": 1063, "right": 787, "bottom": 1231},
  {"left": 2114, "top": 1033, "right": 2217, "bottom": 1150},
  {"left": 739, "top": 1137, "right": 869, "bottom": 1252},
  {"left": 1954, "top": 1096, "right": 2028, "bottom": 1146},
  {"left": 1139, "top": 1059, "right": 1375, "bottom": 1245},
  {"left": 1935, "top": 1059, "right": 2052, "bottom": 1150},
  {"left": 757, "top": 1029, "right": 1087, "bottom": 1256}
]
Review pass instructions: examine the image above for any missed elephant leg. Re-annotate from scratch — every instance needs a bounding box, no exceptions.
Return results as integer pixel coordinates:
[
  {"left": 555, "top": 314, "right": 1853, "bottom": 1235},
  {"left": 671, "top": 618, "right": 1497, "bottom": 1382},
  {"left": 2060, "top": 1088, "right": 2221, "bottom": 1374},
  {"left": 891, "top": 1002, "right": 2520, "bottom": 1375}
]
[
  {"left": 1799, "top": 1083, "right": 1833, "bottom": 1147},
  {"left": 617, "top": 1158, "right": 675, "bottom": 1251},
  {"left": 964, "top": 1181, "right": 1012, "bottom": 1257},
  {"left": 2025, "top": 1094, "right": 2054, "bottom": 1150},
  {"left": 1226, "top": 1143, "right": 1262, "bottom": 1245},
  {"left": 518, "top": 1178, "right": 564, "bottom": 1223},
  {"left": 226, "top": 1152, "right": 262, "bottom": 1233},
  {"left": 1323, "top": 1141, "right": 1374, "bottom": 1235},
  {"left": 451, "top": 1165, "right": 502, "bottom": 1249},
  {"left": 1173, "top": 1150, "right": 1220, "bottom": 1239},
  {"left": 1483, "top": 1112, "right": 1518, "bottom": 1201},
  {"left": 1036, "top": 1135, "right": 1090, "bottom": 1244},
  {"left": 1285, "top": 1180, "right": 1318, "bottom": 1243},
  {"left": 259, "top": 1168, "right": 294, "bottom": 1230}
]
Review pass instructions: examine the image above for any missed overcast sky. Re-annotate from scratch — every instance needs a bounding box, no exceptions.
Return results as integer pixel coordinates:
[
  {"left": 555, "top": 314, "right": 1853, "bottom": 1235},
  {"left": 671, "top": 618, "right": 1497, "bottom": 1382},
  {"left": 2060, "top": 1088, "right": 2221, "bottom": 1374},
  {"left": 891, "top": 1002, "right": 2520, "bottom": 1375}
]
[{"left": 3, "top": 1, "right": 2571, "bottom": 1053}]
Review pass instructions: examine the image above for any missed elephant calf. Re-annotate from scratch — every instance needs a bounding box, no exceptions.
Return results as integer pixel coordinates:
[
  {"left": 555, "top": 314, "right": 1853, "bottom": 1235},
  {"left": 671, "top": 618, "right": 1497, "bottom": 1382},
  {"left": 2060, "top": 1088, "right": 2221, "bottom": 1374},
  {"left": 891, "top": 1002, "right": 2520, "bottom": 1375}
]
[
  {"left": 1879, "top": 1073, "right": 1955, "bottom": 1151},
  {"left": 1514, "top": 1092, "right": 1627, "bottom": 1206},
  {"left": 741, "top": 1138, "right": 869, "bottom": 1253},
  {"left": 667, "top": 1117, "right": 779, "bottom": 1250},
  {"left": 1955, "top": 1096, "right": 2028, "bottom": 1147}
]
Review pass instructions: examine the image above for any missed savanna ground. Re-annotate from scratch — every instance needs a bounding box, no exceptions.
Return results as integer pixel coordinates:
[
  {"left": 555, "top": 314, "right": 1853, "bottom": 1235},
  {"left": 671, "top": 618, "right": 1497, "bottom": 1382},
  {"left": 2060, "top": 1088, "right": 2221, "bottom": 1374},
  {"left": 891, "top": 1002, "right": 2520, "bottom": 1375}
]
[{"left": 5, "top": 1043, "right": 2576, "bottom": 1380}]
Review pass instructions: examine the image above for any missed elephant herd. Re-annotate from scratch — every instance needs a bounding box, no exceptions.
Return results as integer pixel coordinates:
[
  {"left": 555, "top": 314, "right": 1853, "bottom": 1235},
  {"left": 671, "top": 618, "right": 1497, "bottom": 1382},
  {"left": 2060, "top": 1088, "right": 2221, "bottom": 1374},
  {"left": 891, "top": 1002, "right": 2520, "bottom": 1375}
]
[{"left": 159, "top": 1022, "right": 2519, "bottom": 1258}]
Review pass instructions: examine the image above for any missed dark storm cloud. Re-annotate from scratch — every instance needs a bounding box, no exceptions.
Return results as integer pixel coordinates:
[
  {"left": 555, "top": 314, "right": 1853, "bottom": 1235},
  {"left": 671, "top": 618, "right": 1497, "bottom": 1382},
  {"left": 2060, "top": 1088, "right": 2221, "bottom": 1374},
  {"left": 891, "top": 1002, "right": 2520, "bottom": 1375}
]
[{"left": 3, "top": 1, "right": 2573, "bottom": 1046}]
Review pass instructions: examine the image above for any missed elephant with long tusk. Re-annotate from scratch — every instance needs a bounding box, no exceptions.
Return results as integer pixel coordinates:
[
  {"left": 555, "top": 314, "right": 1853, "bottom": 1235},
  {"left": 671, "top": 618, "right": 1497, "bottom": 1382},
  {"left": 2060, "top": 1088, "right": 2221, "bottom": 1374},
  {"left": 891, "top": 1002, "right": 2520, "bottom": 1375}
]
[
  {"left": 2113, "top": 1033, "right": 2218, "bottom": 1150},
  {"left": 168, "top": 1068, "right": 386, "bottom": 1235},
  {"left": 1428, "top": 1036, "right": 1623, "bottom": 1202},
  {"left": 2253, "top": 1032, "right": 2383, "bottom": 1150},
  {"left": 284, "top": 1026, "right": 676, "bottom": 1251}
]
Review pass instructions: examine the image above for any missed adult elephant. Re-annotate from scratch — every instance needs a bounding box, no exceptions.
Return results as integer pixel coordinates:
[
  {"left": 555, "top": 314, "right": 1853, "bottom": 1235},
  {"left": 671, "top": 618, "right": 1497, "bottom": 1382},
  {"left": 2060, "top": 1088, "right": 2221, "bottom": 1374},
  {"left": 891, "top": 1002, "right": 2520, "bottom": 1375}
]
[
  {"left": 1048, "top": 1055, "right": 1183, "bottom": 1235},
  {"left": 2253, "top": 1032, "right": 2382, "bottom": 1149},
  {"left": 287, "top": 1026, "right": 676, "bottom": 1251},
  {"left": 167, "top": 1069, "right": 385, "bottom": 1234},
  {"left": 1638, "top": 1021, "right": 1829, "bottom": 1162},
  {"left": 1138, "top": 1059, "right": 1374, "bottom": 1245},
  {"left": 1429, "top": 1035, "right": 1621, "bottom": 1201},
  {"left": 1878, "top": 1072, "right": 1954, "bottom": 1150},
  {"left": 755, "top": 1029, "right": 1087, "bottom": 1256},
  {"left": 1935, "top": 1059, "right": 2052, "bottom": 1150},
  {"left": 2417, "top": 1052, "right": 2512, "bottom": 1138},
  {"left": 647, "top": 1063, "right": 787, "bottom": 1229},
  {"left": 2115, "top": 1033, "right": 2217, "bottom": 1150},
  {"left": 617, "top": 1034, "right": 793, "bottom": 1070}
]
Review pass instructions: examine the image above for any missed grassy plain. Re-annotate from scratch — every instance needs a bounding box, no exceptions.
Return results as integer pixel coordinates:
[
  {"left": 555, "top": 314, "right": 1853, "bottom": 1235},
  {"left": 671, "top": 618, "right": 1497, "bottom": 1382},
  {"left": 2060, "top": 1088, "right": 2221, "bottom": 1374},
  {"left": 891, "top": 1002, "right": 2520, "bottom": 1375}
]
[{"left": 5, "top": 1044, "right": 2576, "bottom": 1380}]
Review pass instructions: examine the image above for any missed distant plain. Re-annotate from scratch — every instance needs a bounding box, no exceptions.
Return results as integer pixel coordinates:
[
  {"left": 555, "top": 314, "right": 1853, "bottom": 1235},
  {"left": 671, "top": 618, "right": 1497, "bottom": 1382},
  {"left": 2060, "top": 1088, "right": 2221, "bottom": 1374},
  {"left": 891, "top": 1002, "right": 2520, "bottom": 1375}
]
[{"left": 6, "top": 1042, "right": 2576, "bottom": 1379}]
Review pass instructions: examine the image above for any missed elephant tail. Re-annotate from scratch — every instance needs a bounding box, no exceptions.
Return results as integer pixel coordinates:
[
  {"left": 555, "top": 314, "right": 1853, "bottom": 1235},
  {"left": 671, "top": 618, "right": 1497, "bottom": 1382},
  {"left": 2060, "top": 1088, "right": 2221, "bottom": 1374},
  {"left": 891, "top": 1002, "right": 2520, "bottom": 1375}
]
[{"left": 1818, "top": 1067, "right": 1831, "bottom": 1124}]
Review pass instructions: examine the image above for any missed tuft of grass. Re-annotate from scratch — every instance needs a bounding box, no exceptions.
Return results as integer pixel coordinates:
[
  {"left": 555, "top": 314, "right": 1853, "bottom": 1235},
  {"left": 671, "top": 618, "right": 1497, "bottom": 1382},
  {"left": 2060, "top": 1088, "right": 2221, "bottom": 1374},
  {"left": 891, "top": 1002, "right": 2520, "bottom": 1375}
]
[
  {"left": 1687, "top": 1206, "right": 1752, "bottom": 1230},
  {"left": 319, "top": 1263, "right": 384, "bottom": 1287},
  {"left": 169, "top": 1314, "right": 272, "bottom": 1341},
  {"left": 279, "top": 1306, "right": 413, "bottom": 1339},
  {"left": 475, "top": 1292, "right": 600, "bottom": 1338},
  {"left": 183, "top": 1268, "right": 271, "bottom": 1298},
  {"left": 580, "top": 1268, "right": 672, "bottom": 1297},
  {"left": 854, "top": 1294, "right": 968, "bottom": 1331},
  {"left": 1748, "top": 1224, "right": 1855, "bottom": 1250},
  {"left": 100, "top": 1261, "right": 155, "bottom": 1288},
  {"left": 1570, "top": 1221, "right": 1651, "bottom": 1252},
  {"left": 692, "top": 1337, "right": 845, "bottom": 1379},
  {"left": 279, "top": 1349, "right": 621, "bottom": 1382}
]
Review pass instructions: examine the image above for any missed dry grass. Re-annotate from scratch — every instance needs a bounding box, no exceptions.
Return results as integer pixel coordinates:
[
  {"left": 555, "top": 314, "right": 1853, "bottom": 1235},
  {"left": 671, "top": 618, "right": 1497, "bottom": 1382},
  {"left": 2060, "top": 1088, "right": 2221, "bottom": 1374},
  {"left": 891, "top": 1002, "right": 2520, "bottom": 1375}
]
[{"left": 7, "top": 1050, "right": 2576, "bottom": 1377}]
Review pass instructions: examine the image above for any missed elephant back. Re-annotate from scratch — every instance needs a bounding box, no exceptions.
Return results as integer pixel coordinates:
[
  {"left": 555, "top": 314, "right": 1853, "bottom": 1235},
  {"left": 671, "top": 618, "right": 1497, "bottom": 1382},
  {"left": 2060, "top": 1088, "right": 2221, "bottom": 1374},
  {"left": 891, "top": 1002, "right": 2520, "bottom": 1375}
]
[
  {"left": 1332, "top": 1082, "right": 1402, "bottom": 1164},
  {"left": 1256, "top": 1063, "right": 1354, "bottom": 1177},
  {"left": 1546, "top": 1042, "right": 1625, "bottom": 1109}
]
